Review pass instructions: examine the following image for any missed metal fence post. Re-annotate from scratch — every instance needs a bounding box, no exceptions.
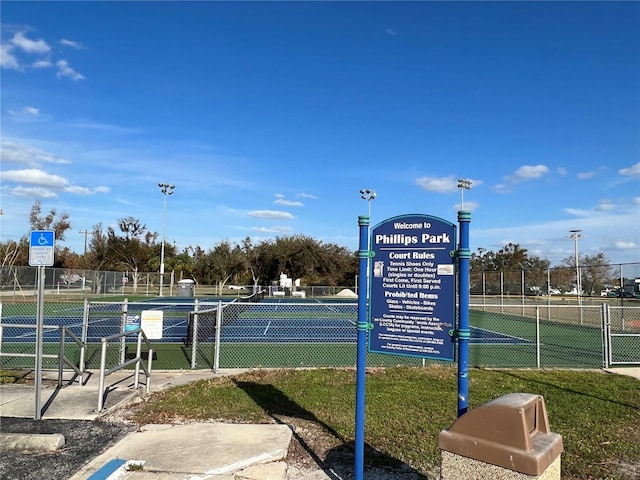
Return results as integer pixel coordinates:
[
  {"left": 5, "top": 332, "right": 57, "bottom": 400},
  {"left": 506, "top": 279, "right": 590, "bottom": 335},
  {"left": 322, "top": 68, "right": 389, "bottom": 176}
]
[
  {"left": 536, "top": 306, "right": 541, "bottom": 368},
  {"left": 601, "top": 303, "right": 609, "bottom": 368},
  {"left": 120, "top": 299, "right": 128, "bottom": 364},
  {"left": 191, "top": 299, "right": 199, "bottom": 369},
  {"left": 214, "top": 301, "right": 222, "bottom": 372}
]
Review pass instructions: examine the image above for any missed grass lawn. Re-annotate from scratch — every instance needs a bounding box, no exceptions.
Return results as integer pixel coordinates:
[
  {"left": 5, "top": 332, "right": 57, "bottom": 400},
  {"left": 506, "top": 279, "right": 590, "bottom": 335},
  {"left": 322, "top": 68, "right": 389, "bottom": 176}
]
[{"left": 128, "top": 366, "right": 639, "bottom": 479}]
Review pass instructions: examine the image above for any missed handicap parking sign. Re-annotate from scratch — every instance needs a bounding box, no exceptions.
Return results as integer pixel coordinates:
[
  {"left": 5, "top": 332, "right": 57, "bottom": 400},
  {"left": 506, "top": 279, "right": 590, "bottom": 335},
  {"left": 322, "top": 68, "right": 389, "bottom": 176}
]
[{"left": 29, "top": 230, "right": 55, "bottom": 266}]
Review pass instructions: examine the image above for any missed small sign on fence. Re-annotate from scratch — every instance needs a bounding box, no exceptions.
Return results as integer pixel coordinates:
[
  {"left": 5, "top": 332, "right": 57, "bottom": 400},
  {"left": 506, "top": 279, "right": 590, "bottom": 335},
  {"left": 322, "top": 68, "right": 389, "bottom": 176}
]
[
  {"left": 125, "top": 314, "right": 140, "bottom": 332},
  {"left": 141, "top": 310, "right": 164, "bottom": 339}
]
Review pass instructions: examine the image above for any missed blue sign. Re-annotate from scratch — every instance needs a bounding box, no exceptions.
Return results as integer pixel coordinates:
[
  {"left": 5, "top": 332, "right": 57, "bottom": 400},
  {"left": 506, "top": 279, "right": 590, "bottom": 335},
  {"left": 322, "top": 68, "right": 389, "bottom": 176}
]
[
  {"left": 125, "top": 314, "right": 141, "bottom": 332},
  {"left": 368, "top": 214, "right": 456, "bottom": 361},
  {"left": 29, "top": 230, "right": 55, "bottom": 266}
]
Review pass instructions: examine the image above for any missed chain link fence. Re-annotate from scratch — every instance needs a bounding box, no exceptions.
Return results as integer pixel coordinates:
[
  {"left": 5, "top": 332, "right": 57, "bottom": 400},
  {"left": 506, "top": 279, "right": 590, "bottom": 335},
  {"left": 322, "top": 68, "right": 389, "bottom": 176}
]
[
  {"left": 0, "top": 265, "right": 173, "bottom": 299},
  {"left": 1, "top": 298, "right": 639, "bottom": 371},
  {"left": 470, "top": 262, "right": 640, "bottom": 300},
  {"left": 2, "top": 262, "right": 638, "bottom": 302}
]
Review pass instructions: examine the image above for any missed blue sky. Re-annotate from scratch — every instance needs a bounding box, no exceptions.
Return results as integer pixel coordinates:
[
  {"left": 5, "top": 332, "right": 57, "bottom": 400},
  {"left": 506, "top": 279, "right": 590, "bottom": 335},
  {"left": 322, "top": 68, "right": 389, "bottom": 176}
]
[{"left": 1, "top": 1, "right": 639, "bottom": 270}]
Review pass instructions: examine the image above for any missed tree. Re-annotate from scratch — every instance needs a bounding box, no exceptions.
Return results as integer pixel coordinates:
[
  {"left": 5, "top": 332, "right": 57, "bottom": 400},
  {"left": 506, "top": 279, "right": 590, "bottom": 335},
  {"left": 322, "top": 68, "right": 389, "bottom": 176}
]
[
  {"left": 242, "top": 237, "right": 265, "bottom": 291},
  {"left": 0, "top": 240, "right": 25, "bottom": 289},
  {"left": 524, "top": 256, "right": 551, "bottom": 296},
  {"left": 194, "top": 241, "right": 246, "bottom": 293},
  {"left": 171, "top": 246, "right": 197, "bottom": 282},
  {"left": 29, "top": 200, "right": 71, "bottom": 243},
  {"left": 106, "top": 217, "right": 158, "bottom": 293},
  {"left": 562, "top": 252, "right": 611, "bottom": 295}
]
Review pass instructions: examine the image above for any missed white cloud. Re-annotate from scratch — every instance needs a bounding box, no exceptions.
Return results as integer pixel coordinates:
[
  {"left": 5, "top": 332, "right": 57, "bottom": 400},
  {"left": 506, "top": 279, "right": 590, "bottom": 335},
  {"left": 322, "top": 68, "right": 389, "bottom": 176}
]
[
  {"left": 274, "top": 194, "right": 303, "bottom": 207},
  {"left": 0, "top": 43, "right": 21, "bottom": 69},
  {"left": 416, "top": 176, "right": 483, "bottom": 194},
  {"left": 0, "top": 141, "right": 71, "bottom": 166},
  {"left": 1, "top": 167, "right": 109, "bottom": 198},
  {"left": 56, "top": 59, "right": 85, "bottom": 81},
  {"left": 577, "top": 171, "right": 595, "bottom": 180},
  {"left": 613, "top": 240, "right": 638, "bottom": 250},
  {"left": 416, "top": 175, "right": 458, "bottom": 193},
  {"left": 455, "top": 201, "right": 479, "bottom": 212},
  {"left": 1, "top": 168, "right": 68, "bottom": 188},
  {"left": 508, "top": 164, "right": 549, "bottom": 182},
  {"left": 633, "top": 197, "right": 640, "bottom": 205},
  {"left": 10, "top": 31, "right": 50, "bottom": 54},
  {"left": 596, "top": 200, "right": 615, "bottom": 212},
  {"left": 299, "top": 193, "right": 318, "bottom": 199},
  {"left": 248, "top": 210, "right": 295, "bottom": 220},
  {"left": 65, "top": 185, "right": 110, "bottom": 195},
  {"left": 63, "top": 120, "right": 140, "bottom": 134},
  {"left": 493, "top": 182, "right": 512, "bottom": 194},
  {"left": 562, "top": 207, "right": 591, "bottom": 217},
  {"left": 619, "top": 162, "right": 640, "bottom": 177},
  {"left": 385, "top": 28, "right": 398, "bottom": 36},
  {"left": 10, "top": 186, "right": 59, "bottom": 198},
  {"left": 6, "top": 106, "right": 38, "bottom": 117},
  {"left": 59, "top": 38, "right": 85, "bottom": 49},
  {"left": 32, "top": 59, "right": 52, "bottom": 68},
  {"left": 251, "top": 226, "right": 293, "bottom": 234},
  {"left": 556, "top": 167, "right": 567, "bottom": 176}
]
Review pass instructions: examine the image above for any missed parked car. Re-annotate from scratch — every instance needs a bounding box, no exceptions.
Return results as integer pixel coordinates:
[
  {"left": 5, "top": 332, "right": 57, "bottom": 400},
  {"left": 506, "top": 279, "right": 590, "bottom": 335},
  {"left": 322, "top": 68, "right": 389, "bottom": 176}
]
[
  {"left": 607, "top": 289, "right": 634, "bottom": 298},
  {"left": 60, "top": 274, "right": 81, "bottom": 285}
]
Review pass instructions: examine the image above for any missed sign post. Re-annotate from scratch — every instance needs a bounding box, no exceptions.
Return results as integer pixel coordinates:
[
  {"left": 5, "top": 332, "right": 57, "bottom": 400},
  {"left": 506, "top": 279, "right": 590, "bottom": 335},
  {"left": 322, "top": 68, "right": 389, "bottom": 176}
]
[
  {"left": 456, "top": 211, "right": 472, "bottom": 417},
  {"left": 29, "top": 230, "right": 55, "bottom": 420},
  {"left": 354, "top": 215, "right": 370, "bottom": 480}
]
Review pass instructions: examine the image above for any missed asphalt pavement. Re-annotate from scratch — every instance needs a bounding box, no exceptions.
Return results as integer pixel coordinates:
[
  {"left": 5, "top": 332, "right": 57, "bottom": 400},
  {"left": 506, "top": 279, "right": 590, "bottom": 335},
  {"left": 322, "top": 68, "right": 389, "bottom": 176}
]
[{"left": 0, "top": 368, "right": 294, "bottom": 480}]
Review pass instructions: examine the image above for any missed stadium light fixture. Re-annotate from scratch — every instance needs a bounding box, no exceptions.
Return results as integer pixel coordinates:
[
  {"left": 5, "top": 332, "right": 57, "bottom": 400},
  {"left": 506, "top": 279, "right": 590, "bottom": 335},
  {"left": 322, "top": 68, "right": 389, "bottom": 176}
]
[
  {"left": 457, "top": 179, "right": 472, "bottom": 210},
  {"left": 360, "top": 189, "right": 376, "bottom": 219},
  {"left": 158, "top": 183, "right": 175, "bottom": 296}
]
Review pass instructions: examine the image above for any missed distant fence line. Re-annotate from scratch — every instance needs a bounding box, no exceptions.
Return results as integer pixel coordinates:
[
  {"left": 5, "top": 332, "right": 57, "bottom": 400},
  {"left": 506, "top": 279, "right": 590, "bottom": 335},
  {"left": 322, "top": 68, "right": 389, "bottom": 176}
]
[{"left": 0, "top": 263, "right": 638, "bottom": 300}]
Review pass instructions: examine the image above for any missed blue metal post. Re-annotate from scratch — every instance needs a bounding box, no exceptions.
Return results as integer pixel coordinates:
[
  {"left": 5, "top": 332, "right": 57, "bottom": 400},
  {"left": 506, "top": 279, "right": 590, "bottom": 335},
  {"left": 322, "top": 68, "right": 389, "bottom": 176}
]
[
  {"left": 457, "top": 210, "right": 471, "bottom": 417},
  {"left": 355, "top": 215, "right": 370, "bottom": 480}
]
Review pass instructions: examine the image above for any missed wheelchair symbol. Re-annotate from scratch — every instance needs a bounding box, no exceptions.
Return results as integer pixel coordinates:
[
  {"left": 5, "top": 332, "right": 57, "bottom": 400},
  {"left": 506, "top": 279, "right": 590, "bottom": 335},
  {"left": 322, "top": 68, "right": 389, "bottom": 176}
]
[{"left": 38, "top": 233, "right": 49, "bottom": 245}]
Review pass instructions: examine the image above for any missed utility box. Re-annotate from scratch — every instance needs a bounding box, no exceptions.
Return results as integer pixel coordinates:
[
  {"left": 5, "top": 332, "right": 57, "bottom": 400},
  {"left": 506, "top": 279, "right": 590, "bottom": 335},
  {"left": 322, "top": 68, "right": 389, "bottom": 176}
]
[
  {"left": 177, "top": 279, "right": 195, "bottom": 297},
  {"left": 438, "top": 393, "right": 563, "bottom": 479}
]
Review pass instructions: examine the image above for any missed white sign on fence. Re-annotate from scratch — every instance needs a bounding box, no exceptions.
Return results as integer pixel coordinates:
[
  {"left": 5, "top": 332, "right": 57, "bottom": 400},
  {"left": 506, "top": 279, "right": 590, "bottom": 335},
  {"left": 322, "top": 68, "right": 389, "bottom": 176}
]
[{"left": 141, "top": 310, "right": 164, "bottom": 339}]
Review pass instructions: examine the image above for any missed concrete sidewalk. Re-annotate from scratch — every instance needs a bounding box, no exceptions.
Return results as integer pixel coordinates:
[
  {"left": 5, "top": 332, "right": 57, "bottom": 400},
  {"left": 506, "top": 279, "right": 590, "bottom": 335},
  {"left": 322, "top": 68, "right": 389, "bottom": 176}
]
[
  {"left": 0, "top": 369, "right": 296, "bottom": 480},
  {"left": 70, "top": 423, "right": 292, "bottom": 480}
]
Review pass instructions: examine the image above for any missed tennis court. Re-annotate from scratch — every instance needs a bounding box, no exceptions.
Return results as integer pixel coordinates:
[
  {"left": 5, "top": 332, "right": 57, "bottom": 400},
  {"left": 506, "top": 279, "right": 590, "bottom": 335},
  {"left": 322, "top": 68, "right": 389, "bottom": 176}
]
[{"left": 1, "top": 298, "right": 635, "bottom": 369}]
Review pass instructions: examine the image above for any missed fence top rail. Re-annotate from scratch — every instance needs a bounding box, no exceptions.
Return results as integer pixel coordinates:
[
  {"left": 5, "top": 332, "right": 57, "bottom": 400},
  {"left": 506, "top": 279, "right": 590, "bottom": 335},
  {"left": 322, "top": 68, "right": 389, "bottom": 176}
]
[
  {"left": 231, "top": 298, "right": 360, "bottom": 307},
  {"left": 0, "top": 323, "right": 64, "bottom": 330},
  {"left": 89, "top": 300, "right": 227, "bottom": 307},
  {"left": 469, "top": 303, "right": 605, "bottom": 309}
]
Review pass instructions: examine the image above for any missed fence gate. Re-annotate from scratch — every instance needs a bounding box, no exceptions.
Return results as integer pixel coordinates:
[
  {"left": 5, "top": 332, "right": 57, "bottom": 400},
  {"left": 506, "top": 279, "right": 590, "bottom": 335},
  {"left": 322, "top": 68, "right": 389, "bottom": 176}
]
[{"left": 603, "top": 304, "right": 640, "bottom": 367}]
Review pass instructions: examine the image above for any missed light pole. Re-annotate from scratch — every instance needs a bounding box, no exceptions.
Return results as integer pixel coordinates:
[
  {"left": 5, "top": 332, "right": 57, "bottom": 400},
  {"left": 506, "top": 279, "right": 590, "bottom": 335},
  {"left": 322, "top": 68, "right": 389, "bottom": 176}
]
[
  {"left": 568, "top": 229, "right": 583, "bottom": 323},
  {"left": 458, "top": 179, "right": 472, "bottom": 210},
  {"left": 158, "top": 183, "right": 175, "bottom": 296}
]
